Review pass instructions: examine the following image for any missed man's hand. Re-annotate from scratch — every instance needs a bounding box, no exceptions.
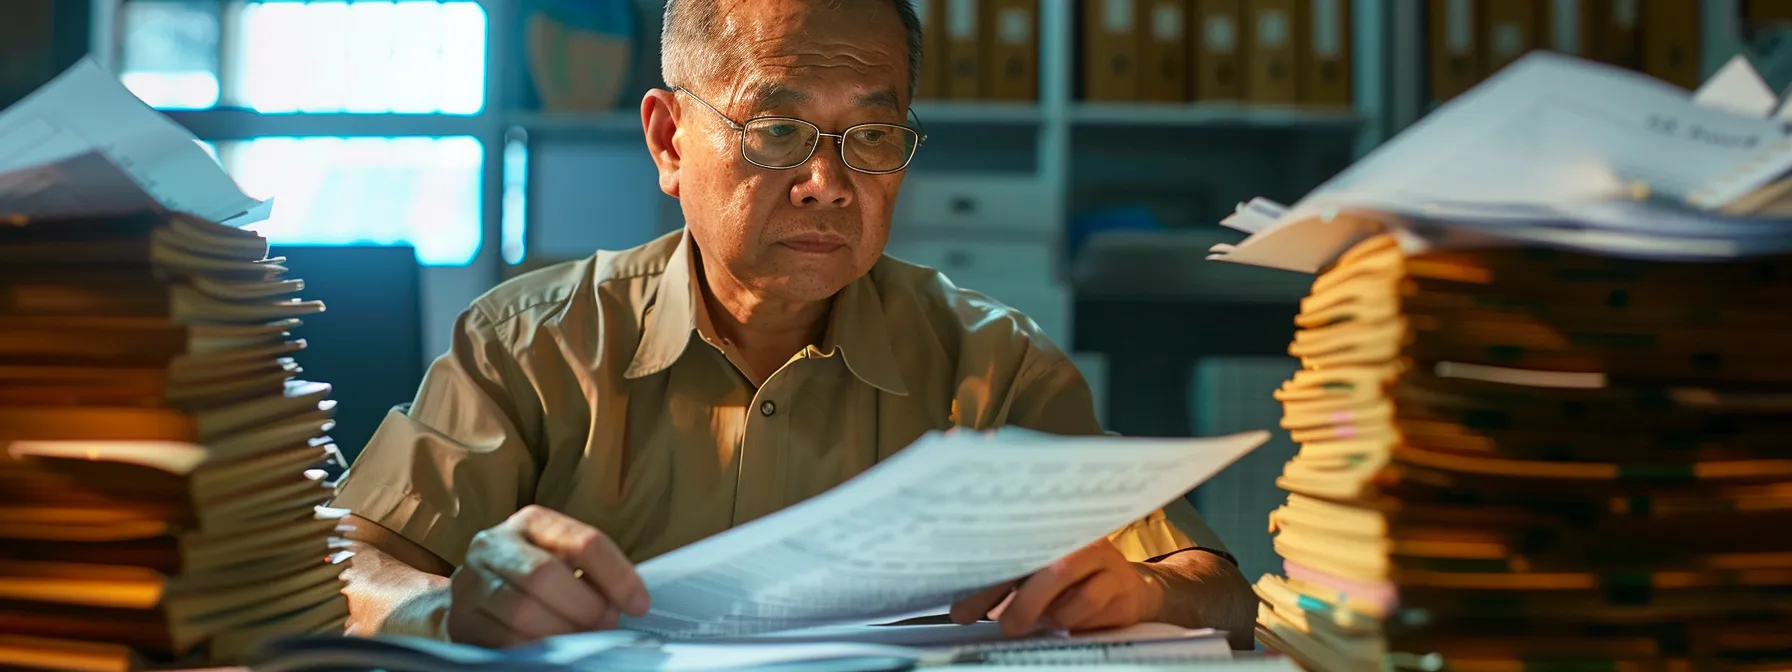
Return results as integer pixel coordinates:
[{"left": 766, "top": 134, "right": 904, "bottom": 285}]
[
  {"left": 448, "top": 505, "right": 651, "bottom": 646},
  {"left": 948, "top": 539, "right": 1163, "bottom": 636}
]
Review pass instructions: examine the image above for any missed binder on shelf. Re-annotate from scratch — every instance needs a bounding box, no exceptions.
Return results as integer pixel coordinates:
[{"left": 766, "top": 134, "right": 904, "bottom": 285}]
[
  {"left": 945, "top": 0, "right": 982, "bottom": 99},
  {"left": 1481, "top": 0, "right": 1542, "bottom": 75},
  {"left": 1746, "top": 0, "right": 1792, "bottom": 24},
  {"left": 983, "top": 0, "right": 1039, "bottom": 101},
  {"left": 1540, "top": 0, "right": 1596, "bottom": 59},
  {"left": 1084, "top": 0, "right": 1142, "bottom": 100},
  {"left": 1141, "top": 0, "right": 1192, "bottom": 101},
  {"left": 1427, "top": 0, "right": 1482, "bottom": 102},
  {"left": 1642, "top": 0, "right": 1701, "bottom": 89},
  {"left": 1193, "top": 0, "right": 1245, "bottom": 100},
  {"left": 1300, "top": 0, "right": 1351, "bottom": 106},
  {"left": 1594, "top": 0, "right": 1641, "bottom": 69},
  {"left": 916, "top": 0, "right": 947, "bottom": 99},
  {"left": 1245, "top": 0, "right": 1301, "bottom": 103}
]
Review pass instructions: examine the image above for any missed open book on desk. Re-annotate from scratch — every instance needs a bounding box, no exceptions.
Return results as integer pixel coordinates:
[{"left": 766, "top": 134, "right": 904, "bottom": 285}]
[
  {"left": 254, "top": 428, "right": 1270, "bottom": 671},
  {"left": 251, "top": 621, "right": 1250, "bottom": 672},
  {"left": 620, "top": 428, "right": 1267, "bottom": 638}
]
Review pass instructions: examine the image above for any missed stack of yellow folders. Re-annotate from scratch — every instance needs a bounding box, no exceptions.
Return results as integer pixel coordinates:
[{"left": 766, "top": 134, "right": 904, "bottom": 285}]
[
  {"left": 1252, "top": 233, "right": 1792, "bottom": 671},
  {"left": 0, "top": 211, "right": 349, "bottom": 670}
]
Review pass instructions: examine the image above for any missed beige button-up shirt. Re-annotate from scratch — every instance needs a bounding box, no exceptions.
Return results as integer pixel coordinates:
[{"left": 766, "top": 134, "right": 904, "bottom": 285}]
[{"left": 332, "top": 230, "right": 1225, "bottom": 568}]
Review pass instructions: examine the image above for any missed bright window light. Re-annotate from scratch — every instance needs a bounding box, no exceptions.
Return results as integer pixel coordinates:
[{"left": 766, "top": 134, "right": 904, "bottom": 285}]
[
  {"left": 120, "top": 0, "right": 487, "bottom": 114},
  {"left": 219, "top": 136, "right": 485, "bottom": 266},
  {"left": 500, "top": 131, "right": 529, "bottom": 265},
  {"left": 232, "top": 1, "right": 487, "bottom": 114},
  {"left": 119, "top": 1, "right": 222, "bottom": 109}
]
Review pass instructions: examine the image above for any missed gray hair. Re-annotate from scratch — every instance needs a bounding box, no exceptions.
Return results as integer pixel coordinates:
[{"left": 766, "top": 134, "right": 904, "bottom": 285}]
[{"left": 660, "top": 0, "right": 924, "bottom": 98}]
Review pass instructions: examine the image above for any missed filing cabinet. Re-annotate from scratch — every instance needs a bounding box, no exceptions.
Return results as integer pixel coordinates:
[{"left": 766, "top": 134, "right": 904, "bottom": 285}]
[
  {"left": 881, "top": 238, "right": 1056, "bottom": 286},
  {"left": 892, "top": 173, "right": 1058, "bottom": 235}
]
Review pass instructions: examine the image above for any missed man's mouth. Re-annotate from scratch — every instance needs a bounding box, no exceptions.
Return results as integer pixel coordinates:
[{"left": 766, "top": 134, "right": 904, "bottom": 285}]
[{"left": 779, "top": 234, "right": 848, "bottom": 253}]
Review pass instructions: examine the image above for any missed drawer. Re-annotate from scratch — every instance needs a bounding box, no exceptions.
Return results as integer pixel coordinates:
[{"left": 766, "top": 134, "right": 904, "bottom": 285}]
[
  {"left": 893, "top": 173, "right": 1056, "bottom": 234},
  {"left": 882, "top": 239, "right": 1057, "bottom": 287}
]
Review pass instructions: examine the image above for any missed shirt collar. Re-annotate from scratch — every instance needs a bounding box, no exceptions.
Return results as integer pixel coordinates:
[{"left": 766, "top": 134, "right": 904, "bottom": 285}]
[{"left": 623, "top": 231, "right": 909, "bottom": 396}]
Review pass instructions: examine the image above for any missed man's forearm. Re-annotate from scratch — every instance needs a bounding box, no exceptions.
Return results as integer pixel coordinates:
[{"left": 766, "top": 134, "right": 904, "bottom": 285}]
[
  {"left": 1134, "top": 551, "right": 1257, "bottom": 650},
  {"left": 338, "top": 514, "right": 456, "bottom": 639}
]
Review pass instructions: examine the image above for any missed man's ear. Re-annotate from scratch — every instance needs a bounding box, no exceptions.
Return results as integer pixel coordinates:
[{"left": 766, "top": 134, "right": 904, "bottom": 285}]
[{"left": 641, "top": 89, "right": 682, "bottom": 198}]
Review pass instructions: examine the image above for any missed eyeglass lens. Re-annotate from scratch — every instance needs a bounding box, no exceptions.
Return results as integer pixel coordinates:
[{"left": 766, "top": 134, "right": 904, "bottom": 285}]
[{"left": 741, "top": 118, "right": 919, "bottom": 172}]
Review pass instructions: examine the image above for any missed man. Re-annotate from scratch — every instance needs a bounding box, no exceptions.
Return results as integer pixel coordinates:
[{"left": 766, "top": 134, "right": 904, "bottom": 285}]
[{"left": 332, "top": 0, "right": 1254, "bottom": 650}]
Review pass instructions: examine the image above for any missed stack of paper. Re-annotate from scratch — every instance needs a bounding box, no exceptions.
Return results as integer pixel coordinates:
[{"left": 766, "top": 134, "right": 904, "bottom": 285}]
[
  {"left": 1210, "top": 53, "right": 1792, "bottom": 275},
  {"left": 1211, "top": 53, "right": 1792, "bottom": 671},
  {"left": 0, "top": 62, "right": 347, "bottom": 670},
  {"left": 1249, "top": 233, "right": 1792, "bottom": 670}
]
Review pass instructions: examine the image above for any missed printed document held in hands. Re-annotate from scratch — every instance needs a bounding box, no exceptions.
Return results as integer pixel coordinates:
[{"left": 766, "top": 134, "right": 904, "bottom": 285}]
[
  {"left": 619, "top": 428, "right": 1270, "bottom": 639},
  {"left": 1210, "top": 51, "right": 1792, "bottom": 273},
  {"left": 0, "top": 58, "right": 265, "bottom": 224}
]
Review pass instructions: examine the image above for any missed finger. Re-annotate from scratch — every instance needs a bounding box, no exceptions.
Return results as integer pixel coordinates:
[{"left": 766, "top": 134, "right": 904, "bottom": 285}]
[
  {"left": 519, "top": 506, "right": 652, "bottom": 617},
  {"left": 454, "top": 601, "right": 529, "bottom": 647},
  {"left": 1046, "top": 571, "right": 1124, "bottom": 632},
  {"left": 470, "top": 527, "right": 611, "bottom": 629},
  {"left": 596, "top": 607, "right": 622, "bottom": 631},
  {"left": 950, "top": 582, "right": 1016, "bottom": 625},
  {"left": 479, "top": 574, "right": 582, "bottom": 641},
  {"left": 1000, "top": 557, "right": 1104, "bottom": 637}
]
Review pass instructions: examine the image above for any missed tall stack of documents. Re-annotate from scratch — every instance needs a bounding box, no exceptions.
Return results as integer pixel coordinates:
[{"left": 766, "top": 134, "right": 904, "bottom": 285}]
[
  {"left": 0, "top": 211, "right": 350, "bottom": 670},
  {"left": 1249, "top": 233, "right": 1792, "bottom": 670},
  {"left": 1208, "top": 53, "right": 1792, "bottom": 671},
  {"left": 0, "top": 62, "right": 347, "bottom": 670}
]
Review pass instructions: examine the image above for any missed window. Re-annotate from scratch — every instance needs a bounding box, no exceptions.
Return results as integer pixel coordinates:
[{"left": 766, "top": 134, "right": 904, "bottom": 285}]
[
  {"left": 220, "top": 136, "right": 485, "bottom": 266},
  {"left": 119, "top": 0, "right": 491, "bottom": 266}
]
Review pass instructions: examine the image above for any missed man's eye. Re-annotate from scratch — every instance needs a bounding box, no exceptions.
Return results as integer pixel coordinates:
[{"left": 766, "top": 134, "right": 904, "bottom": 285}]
[
  {"left": 766, "top": 124, "right": 801, "bottom": 138},
  {"left": 858, "top": 129, "right": 887, "bottom": 143}
]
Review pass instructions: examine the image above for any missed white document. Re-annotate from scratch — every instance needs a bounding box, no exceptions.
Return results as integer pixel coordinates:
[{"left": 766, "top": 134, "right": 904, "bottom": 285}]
[
  {"left": 632, "top": 623, "right": 1232, "bottom": 671},
  {"left": 1211, "top": 52, "right": 1792, "bottom": 273},
  {"left": 1313, "top": 51, "right": 1792, "bottom": 209},
  {"left": 1219, "top": 198, "right": 1288, "bottom": 234},
  {"left": 0, "top": 58, "right": 264, "bottom": 224},
  {"left": 619, "top": 429, "right": 1269, "bottom": 639},
  {"left": 1691, "top": 55, "right": 1778, "bottom": 117}
]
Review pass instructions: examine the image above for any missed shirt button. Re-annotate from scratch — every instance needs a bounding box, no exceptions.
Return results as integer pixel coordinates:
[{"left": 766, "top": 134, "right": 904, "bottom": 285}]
[{"left": 760, "top": 400, "right": 776, "bottom": 417}]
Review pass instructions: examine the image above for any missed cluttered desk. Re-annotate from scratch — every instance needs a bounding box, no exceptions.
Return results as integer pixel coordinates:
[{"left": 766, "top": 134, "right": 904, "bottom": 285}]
[{"left": 5, "top": 33, "right": 1792, "bottom": 672}]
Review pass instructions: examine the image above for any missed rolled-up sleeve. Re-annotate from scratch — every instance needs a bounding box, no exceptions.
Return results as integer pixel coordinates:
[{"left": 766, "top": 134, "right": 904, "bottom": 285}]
[
  {"left": 330, "top": 305, "right": 540, "bottom": 567},
  {"left": 1006, "top": 353, "right": 1231, "bottom": 561}
]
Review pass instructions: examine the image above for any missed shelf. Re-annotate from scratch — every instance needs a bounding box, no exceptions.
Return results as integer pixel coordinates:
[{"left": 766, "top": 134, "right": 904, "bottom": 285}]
[
  {"left": 504, "top": 111, "right": 642, "bottom": 141},
  {"left": 911, "top": 101, "right": 1042, "bottom": 124},
  {"left": 163, "top": 109, "right": 492, "bottom": 140},
  {"left": 1069, "top": 103, "right": 1363, "bottom": 129}
]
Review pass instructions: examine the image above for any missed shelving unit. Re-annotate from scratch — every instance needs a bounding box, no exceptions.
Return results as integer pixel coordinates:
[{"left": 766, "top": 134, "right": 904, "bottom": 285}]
[
  {"left": 501, "top": 0, "right": 1394, "bottom": 282},
  {"left": 100, "top": 0, "right": 1412, "bottom": 360}
]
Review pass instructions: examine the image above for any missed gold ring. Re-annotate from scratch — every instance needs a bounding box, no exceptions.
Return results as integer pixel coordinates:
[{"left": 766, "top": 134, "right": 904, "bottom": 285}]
[{"left": 572, "top": 568, "right": 585, "bottom": 580}]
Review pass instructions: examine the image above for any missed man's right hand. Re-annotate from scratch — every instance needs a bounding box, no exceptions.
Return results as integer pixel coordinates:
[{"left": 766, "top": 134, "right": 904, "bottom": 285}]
[{"left": 448, "top": 505, "right": 651, "bottom": 646}]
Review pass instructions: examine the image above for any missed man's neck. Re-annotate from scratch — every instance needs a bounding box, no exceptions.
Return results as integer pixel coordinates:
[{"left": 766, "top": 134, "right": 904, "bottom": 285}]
[{"left": 695, "top": 253, "right": 831, "bottom": 384}]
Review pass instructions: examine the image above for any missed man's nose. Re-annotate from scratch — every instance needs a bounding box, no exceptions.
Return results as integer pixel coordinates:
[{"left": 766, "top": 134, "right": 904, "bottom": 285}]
[{"left": 789, "top": 137, "right": 853, "bottom": 208}]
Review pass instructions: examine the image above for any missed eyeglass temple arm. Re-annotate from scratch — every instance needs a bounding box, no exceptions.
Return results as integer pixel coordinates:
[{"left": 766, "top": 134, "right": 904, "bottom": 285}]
[
  {"left": 909, "top": 106, "right": 929, "bottom": 143},
  {"left": 672, "top": 86, "right": 747, "bottom": 131}
]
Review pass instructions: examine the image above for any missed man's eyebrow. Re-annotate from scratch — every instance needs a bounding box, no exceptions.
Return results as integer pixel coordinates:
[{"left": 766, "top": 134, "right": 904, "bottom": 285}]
[
  {"left": 744, "top": 83, "right": 810, "bottom": 110},
  {"left": 855, "top": 89, "right": 902, "bottom": 112}
]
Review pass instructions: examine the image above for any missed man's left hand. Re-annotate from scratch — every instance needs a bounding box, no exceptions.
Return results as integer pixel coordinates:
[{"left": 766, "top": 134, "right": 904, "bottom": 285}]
[{"left": 948, "top": 539, "right": 1163, "bottom": 636}]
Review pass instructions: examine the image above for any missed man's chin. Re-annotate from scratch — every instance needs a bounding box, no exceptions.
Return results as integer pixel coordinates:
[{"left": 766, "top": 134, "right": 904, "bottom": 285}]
[{"left": 750, "top": 265, "right": 860, "bottom": 303}]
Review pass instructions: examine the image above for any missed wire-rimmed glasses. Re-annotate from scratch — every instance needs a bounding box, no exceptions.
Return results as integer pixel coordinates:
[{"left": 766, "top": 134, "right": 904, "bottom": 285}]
[{"left": 674, "top": 87, "right": 926, "bottom": 175}]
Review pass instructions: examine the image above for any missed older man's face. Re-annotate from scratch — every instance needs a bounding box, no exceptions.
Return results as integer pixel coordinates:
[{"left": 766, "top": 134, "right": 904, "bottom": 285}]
[{"left": 673, "top": 0, "right": 910, "bottom": 302}]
